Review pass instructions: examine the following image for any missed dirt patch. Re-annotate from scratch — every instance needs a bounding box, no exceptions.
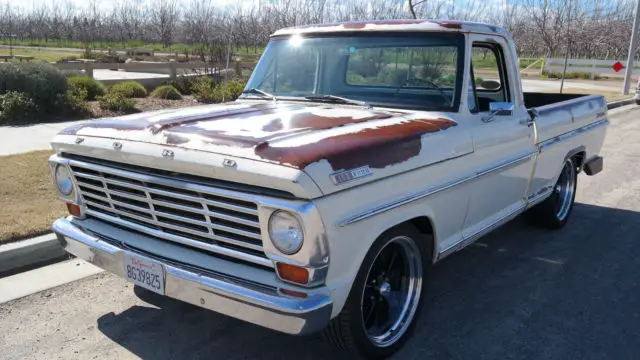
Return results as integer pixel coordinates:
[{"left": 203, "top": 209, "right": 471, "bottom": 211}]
[{"left": 0, "top": 151, "right": 66, "bottom": 244}]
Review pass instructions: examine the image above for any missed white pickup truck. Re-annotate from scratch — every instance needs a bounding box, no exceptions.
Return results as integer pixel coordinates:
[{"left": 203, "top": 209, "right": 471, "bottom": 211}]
[{"left": 50, "top": 20, "right": 607, "bottom": 359}]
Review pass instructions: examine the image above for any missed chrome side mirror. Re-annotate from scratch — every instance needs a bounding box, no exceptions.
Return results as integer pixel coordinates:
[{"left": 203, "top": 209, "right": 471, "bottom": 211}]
[{"left": 482, "top": 102, "right": 514, "bottom": 123}]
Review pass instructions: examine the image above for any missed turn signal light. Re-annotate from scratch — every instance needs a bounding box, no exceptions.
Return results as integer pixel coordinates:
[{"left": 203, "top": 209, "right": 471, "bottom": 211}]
[
  {"left": 66, "top": 203, "right": 82, "bottom": 217},
  {"left": 279, "top": 288, "right": 308, "bottom": 299},
  {"left": 276, "top": 262, "right": 309, "bottom": 285}
]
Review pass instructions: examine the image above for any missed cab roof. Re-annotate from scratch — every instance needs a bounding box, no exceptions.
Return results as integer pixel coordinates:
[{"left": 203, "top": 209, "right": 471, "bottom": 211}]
[{"left": 272, "top": 19, "right": 510, "bottom": 37}]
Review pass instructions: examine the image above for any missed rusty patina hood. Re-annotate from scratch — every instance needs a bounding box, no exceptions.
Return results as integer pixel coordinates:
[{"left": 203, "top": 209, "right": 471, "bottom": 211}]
[{"left": 56, "top": 101, "right": 465, "bottom": 195}]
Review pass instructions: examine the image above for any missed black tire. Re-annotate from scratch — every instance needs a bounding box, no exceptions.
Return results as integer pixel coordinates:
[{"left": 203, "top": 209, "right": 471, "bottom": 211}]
[
  {"left": 525, "top": 157, "right": 578, "bottom": 229},
  {"left": 322, "top": 224, "right": 431, "bottom": 359},
  {"left": 635, "top": 99, "right": 640, "bottom": 105}
]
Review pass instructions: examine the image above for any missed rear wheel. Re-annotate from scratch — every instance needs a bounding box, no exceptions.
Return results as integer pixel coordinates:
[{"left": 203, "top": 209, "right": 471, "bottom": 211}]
[
  {"left": 323, "top": 225, "right": 430, "bottom": 359},
  {"left": 526, "top": 157, "right": 577, "bottom": 229}
]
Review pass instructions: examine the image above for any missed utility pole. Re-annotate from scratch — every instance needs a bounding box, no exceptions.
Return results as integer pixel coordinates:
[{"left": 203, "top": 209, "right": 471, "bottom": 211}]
[
  {"left": 560, "top": 0, "right": 572, "bottom": 94},
  {"left": 623, "top": 0, "right": 640, "bottom": 95},
  {"left": 7, "top": 3, "right": 12, "bottom": 57}
]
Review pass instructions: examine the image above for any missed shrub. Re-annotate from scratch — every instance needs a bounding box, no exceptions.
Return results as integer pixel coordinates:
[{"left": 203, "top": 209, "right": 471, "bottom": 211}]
[
  {"left": 56, "top": 89, "right": 90, "bottom": 116},
  {"left": 193, "top": 77, "right": 247, "bottom": 104},
  {"left": 150, "top": 85, "right": 183, "bottom": 100},
  {"left": 67, "top": 76, "right": 106, "bottom": 101},
  {"left": 108, "top": 81, "right": 147, "bottom": 98},
  {"left": 169, "top": 75, "right": 207, "bottom": 95},
  {"left": 98, "top": 93, "right": 137, "bottom": 112},
  {"left": 0, "top": 92, "right": 38, "bottom": 124},
  {"left": 0, "top": 63, "right": 67, "bottom": 109}
]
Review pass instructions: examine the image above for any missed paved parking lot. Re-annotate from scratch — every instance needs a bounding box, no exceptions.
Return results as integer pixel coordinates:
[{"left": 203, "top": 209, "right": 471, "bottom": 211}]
[{"left": 1, "top": 106, "right": 640, "bottom": 359}]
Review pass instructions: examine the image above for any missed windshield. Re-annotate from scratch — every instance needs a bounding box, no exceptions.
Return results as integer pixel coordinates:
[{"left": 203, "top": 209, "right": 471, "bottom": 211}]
[{"left": 243, "top": 33, "right": 465, "bottom": 111}]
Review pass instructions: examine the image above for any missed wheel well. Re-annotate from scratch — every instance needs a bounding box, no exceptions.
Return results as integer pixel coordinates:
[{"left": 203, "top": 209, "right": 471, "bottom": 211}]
[
  {"left": 407, "top": 216, "right": 436, "bottom": 262},
  {"left": 571, "top": 151, "right": 586, "bottom": 172}
]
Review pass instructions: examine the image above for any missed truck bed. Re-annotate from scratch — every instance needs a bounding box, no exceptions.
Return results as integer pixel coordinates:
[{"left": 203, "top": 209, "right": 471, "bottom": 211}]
[{"left": 523, "top": 92, "right": 589, "bottom": 109}]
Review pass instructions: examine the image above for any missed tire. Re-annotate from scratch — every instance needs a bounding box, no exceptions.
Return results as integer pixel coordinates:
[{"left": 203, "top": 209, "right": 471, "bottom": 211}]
[
  {"left": 635, "top": 99, "right": 640, "bottom": 105},
  {"left": 526, "top": 157, "right": 578, "bottom": 229},
  {"left": 323, "top": 225, "right": 431, "bottom": 359}
]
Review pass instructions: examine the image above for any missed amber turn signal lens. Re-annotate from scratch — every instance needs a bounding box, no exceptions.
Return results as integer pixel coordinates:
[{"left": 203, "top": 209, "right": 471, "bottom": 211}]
[
  {"left": 276, "top": 262, "right": 309, "bottom": 285},
  {"left": 66, "top": 203, "right": 81, "bottom": 217}
]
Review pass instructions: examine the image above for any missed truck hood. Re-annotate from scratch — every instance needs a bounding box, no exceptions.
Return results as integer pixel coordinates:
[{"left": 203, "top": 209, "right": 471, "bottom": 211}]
[{"left": 58, "top": 102, "right": 470, "bottom": 195}]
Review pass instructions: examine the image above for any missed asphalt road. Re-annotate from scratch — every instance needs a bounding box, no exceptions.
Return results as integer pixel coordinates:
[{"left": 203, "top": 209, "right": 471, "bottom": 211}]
[{"left": 1, "top": 106, "right": 640, "bottom": 360}]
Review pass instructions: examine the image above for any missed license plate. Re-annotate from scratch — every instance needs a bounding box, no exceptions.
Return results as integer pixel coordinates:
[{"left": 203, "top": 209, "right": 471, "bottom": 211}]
[{"left": 123, "top": 253, "right": 165, "bottom": 295}]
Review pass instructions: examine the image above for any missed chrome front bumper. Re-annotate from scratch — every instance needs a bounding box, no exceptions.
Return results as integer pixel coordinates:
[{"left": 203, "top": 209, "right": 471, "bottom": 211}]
[{"left": 52, "top": 217, "right": 332, "bottom": 335}]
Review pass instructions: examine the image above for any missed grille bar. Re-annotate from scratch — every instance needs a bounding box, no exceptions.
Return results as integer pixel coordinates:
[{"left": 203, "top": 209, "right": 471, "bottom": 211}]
[{"left": 68, "top": 158, "right": 271, "bottom": 268}]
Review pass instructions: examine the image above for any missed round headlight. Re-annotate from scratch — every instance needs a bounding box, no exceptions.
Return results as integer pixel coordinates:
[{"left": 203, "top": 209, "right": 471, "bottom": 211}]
[
  {"left": 268, "top": 211, "right": 304, "bottom": 255},
  {"left": 55, "top": 165, "right": 74, "bottom": 196}
]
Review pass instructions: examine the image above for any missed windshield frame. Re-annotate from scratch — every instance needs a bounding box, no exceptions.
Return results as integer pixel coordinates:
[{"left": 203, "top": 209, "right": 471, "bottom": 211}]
[{"left": 242, "top": 31, "right": 466, "bottom": 112}]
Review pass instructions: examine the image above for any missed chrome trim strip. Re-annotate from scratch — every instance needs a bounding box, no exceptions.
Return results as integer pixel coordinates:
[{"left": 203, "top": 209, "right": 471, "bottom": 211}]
[
  {"left": 339, "top": 151, "right": 537, "bottom": 227},
  {"left": 52, "top": 217, "right": 332, "bottom": 335},
  {"left": 539, "top": 119, "right": 609, "bottom": 151},
  {"left": 438, "top": 204, "right": 524, "bottom": 260}
]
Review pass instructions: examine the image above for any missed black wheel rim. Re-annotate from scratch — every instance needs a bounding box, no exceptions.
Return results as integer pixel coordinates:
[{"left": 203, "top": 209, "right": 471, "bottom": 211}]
[{"left": 361, "top": 236, "right": 423, "bottom": 347}]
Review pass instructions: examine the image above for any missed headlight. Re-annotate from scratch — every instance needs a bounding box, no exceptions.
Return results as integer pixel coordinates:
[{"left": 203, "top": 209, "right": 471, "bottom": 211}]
[
  {"left": 54, "top": 165, "right": 74, "bottom": 196},
  {"left": 268, "top": 211, "right": 304, "bottom": 255}
]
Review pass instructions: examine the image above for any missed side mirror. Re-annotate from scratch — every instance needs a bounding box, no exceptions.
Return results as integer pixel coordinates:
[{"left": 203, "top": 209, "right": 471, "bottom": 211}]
[
  {"left": 483, "top": 102, "right": 514, "bottom": 122},
  {"left": 480, "top": 80, "right": 501, "bottom": 90}
]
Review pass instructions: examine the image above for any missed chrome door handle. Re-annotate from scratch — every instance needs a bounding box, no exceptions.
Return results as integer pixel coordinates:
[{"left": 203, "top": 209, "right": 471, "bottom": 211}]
[{"left": 520, "top": 118, "right": 534, "bottom": 127}]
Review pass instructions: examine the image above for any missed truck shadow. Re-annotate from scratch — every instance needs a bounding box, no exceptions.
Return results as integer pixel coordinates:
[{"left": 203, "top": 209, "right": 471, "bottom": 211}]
[{"left": 97, "top": 202, "right": 640, "bottom": 360}]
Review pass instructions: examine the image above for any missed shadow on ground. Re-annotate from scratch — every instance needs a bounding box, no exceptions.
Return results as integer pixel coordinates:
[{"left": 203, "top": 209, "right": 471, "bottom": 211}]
[{"left": 98, "top": 202, "right": 640, "bottom": 360}]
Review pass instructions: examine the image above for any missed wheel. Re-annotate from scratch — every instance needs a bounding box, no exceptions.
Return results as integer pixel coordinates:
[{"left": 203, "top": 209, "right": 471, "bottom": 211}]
[
  {"left": 323, "top": 225, "right": 431, "bottom": 359},
  {"left": 526, "top": 157, "right": 577, "bottom": 229},
  {"left": 635, "top": 99, "right": 640, "bottom": 105}
]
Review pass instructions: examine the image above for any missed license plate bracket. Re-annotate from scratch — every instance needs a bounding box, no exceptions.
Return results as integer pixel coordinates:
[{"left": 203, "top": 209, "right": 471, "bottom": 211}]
[{"left": 123, "top": 253, "right": 165, "bottom": 295}]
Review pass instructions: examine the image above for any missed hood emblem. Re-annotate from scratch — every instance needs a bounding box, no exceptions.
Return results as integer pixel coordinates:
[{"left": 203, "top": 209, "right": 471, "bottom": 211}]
[
  {"left": 75, "top": 137, "right": 84, "bottom": 144},
  {"left": 162, "top": 149, "right": 175, "bottom": 158},
  {"left": 223, "top": 159, "right": 237, "bottom": 168},
  {"left": 113, "top": 141, "right": 122, "bottom": 150},
  {"left": 331, "top": 166, "right": 372, "bottom": 185}
]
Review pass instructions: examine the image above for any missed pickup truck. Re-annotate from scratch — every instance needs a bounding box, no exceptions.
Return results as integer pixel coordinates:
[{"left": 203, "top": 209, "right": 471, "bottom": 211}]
[{"left": 50, "top": 20, "right": 608, "bottom": 359}]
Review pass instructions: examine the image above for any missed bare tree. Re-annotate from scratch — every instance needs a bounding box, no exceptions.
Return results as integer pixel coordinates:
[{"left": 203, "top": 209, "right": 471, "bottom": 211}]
[{"left": 149, "top": 0, "right": 180, "bottom": 48}]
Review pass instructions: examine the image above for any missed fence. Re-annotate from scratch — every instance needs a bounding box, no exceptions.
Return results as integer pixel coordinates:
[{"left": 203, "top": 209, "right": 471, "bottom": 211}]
[{"left": 544, "top": 58, "right": 640, "bottom": 79}]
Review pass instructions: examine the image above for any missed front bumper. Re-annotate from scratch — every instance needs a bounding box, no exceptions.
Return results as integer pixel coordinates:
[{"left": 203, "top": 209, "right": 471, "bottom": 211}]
[{"left": 52, "top": 217, "right": 332, "bottom": 335}]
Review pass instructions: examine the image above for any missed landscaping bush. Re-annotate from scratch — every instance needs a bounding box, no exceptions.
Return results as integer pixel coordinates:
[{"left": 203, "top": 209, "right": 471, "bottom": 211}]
[
  {"left": 169, "top": 75, "right": 206, "bottom": 95},
  {"left": 193, "top": 77, "right": 247, "bottom": 104},
  {"left": 56, "top": 89, "right": 90, "bottom": 116},
  {"left": 0, "top": 92, "right": 38, "bottom": 124},
  {"left": 150, "top": 85, "right": 183, "bottom": 100},
  {"left": 0, "top": 63, "right": 67, "bottom": 109},
  {"left": 541, "top": 70, "right": 601, "bottom": 80},
  {"left": 108, "top": 81, "right": 147, "bottom": 98},
  {"left": 67, "top": 76, "right": 106, "bottom": 101},
  {"left": 98, "top": 93, "right": 137, "bottom": 112}
]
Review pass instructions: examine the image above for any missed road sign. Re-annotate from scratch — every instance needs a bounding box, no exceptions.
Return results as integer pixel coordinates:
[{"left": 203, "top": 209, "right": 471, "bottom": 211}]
[{"left": 613, "top": 61, "right": 625, "bottom": 72}]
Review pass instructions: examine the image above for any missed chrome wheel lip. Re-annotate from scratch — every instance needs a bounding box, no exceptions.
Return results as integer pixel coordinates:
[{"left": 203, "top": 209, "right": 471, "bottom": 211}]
[
  {"left": 360, "top": 235, "right": 423, "bottom": 348},
  {"left": 555, "top": 159, "right": 576, "bottom": 221}
]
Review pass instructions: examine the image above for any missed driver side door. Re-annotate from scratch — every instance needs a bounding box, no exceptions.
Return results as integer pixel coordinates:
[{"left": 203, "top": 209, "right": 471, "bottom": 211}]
[{"left": 462, "top": 37, "right": 537, "bottom": 239}]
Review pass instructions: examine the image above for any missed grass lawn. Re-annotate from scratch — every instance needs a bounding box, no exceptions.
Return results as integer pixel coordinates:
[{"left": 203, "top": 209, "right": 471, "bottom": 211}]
[
  {"left": 0, "top": 151, "right": 66, "bottom": 244},
  {"left": 0, "top": 48, "right": 78, "bottom": 63}
]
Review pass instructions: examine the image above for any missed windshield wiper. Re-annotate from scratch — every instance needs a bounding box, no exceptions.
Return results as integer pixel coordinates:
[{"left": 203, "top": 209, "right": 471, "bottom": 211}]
[
  {"left": 305, "top": 95, "right": 372, "bottom": 109},
  {"left": 241, "top": 88, "right": 277, "bottom": 102}
]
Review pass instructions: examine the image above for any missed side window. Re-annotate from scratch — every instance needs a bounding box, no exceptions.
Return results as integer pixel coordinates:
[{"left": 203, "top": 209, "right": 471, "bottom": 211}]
[{"left": 470, "top": 43, "right": 510, "bottom": 112}]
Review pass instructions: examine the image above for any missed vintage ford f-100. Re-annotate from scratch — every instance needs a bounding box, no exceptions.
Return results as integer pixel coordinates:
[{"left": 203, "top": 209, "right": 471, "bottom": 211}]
[{"left": 50, "top": 20, "right": 607, "bottom": 359}]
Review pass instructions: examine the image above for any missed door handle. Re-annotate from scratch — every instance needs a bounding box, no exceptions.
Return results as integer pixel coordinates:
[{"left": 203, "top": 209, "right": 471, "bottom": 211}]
[{"left": 520, "top": 118, "right": 534, "bottom": 127}]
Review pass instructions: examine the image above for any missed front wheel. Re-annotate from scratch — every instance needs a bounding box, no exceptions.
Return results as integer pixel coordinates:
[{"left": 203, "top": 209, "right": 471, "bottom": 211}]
[
  {"left": 323, "top": 225, "right": 430, "bottom": 359},
  {"left": 526, "top": 157, "right": 577, "bottom": 229}
]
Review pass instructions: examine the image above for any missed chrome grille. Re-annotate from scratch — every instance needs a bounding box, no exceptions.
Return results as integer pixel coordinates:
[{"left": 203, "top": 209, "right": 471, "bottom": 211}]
[{"left": 67, "top": 159, "right": 272, "bottom": 268}]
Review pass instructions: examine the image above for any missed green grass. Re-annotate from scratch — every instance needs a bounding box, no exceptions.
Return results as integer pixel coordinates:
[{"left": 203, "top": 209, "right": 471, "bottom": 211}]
[{"left": 0, "top": 48, "right": 80, "bottom": 62}]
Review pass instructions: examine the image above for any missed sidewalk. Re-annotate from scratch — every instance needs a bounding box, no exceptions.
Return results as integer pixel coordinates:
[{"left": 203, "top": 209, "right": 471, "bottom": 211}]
[{"left": 0, "top": 119, "right": 87, "bottom": 156}]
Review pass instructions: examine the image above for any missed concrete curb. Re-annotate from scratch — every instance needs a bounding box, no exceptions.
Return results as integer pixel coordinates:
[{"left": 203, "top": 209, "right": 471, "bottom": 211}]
[
  {"left": 607, "top": 98, "right": 636, "bottom": 110},
  {"left": 1, "top": 97, "right": 637, "bottom": 276},
  {"left": 0, "top": 233, "right": 66, "bottom": 276}
]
